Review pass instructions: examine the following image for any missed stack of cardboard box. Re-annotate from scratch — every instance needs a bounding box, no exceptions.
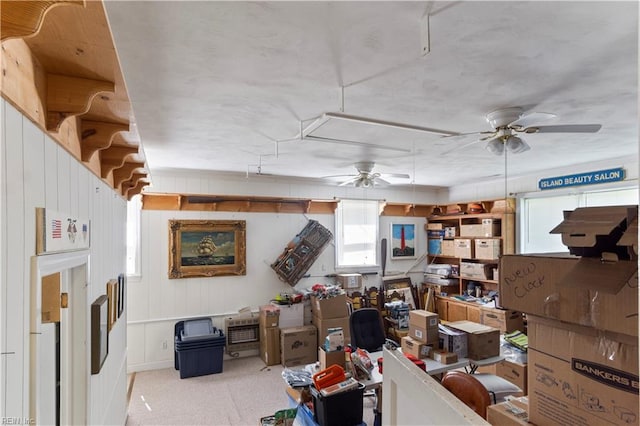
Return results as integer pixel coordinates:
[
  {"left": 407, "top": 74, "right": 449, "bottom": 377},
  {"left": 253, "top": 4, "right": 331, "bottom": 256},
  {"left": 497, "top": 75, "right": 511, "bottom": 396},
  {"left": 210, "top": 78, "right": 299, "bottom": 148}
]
[
  {"left": 311, "top": 293, "right": 350, "bottom": 369},
  {"left": 500, "top": 205, "right": 638, "bottom": 426},
  {"left": 401, "top": 310, "right": 440, "bottom": 359},
  {"left": 259, "top": 305, "right": 281, "bottom": 366}
]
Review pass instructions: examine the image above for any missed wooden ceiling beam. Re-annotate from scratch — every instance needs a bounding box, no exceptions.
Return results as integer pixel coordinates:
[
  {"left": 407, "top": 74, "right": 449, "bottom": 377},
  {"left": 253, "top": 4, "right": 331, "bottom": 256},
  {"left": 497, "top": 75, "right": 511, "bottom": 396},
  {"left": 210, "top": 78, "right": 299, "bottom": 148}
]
[
  {"left": 80, "top": 119, "right": 130, "bottom": 163},
  {"left": 46, "top": 73, "right": 114, "bottom": 131},
  {"left": 99, "top": 145, "right": 140, "bottom": 178},
  {"left": 141, "top": 193, "right": 340, "bottom": 214},
  {"left": 1, "top": 0, "right": 84, "bottom": 41},
  {"left": 112, "top": 161, "right": 145, "bottom": 191}
]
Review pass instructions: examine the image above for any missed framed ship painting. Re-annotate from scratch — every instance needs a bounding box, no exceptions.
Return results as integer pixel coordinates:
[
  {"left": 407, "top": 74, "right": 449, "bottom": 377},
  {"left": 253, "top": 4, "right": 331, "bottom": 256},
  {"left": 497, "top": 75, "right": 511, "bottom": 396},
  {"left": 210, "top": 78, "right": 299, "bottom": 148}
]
[{"left": 168, "top": 220, "right": 246, "bottom": 279}]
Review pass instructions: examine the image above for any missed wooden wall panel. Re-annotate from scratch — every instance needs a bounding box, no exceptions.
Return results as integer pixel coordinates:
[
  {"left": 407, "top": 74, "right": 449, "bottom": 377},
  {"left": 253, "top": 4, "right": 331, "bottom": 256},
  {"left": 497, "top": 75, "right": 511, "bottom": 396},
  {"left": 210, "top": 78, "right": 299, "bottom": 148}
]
[
  {"left": 4, "top": 102, "right": 26, "bottom": 417},
  {"left": 1, "top": 100, "right": 127, "bottom": 422},
  {"left": 43, "top": 135, "right": 59, "bottom": 210},
  {"left": 0, "top": 100, "right": 6, "bottom": 417}
]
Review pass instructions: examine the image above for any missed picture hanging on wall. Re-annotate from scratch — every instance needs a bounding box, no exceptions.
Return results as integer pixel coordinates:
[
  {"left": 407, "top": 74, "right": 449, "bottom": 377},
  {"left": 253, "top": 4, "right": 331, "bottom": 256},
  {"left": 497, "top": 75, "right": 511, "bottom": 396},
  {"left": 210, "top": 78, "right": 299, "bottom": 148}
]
[
  {"left": 168, "top": 219, "right": 246, "bottom": 279},
  {"left": 117, "top": 273, "right": 125, "bottom": 318},
  {"left": 35, "top": 207, "right": 90, "bottom": 254},
  {"left": 390, "top": 223, "right": 417, "bottom": 259},
  {"left": 91, "top": 295, "right": 108, "bottom": 374},
  {"left": 106, "top": 279, "right": 118, "bottom": 331}
]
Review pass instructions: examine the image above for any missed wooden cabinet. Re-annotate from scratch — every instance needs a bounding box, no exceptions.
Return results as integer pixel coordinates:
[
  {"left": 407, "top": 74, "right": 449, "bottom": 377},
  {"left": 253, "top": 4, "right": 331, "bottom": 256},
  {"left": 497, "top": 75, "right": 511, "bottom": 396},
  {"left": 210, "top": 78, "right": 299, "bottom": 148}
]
[
  {"left": 435, "top": 295, "right": 482, "bottom": 322},
  {"left": 426, "top": 199, "right": 515, "bottom": 297},
  {"left": 435, "top": 295, "right": 523, "bottom": 330}
]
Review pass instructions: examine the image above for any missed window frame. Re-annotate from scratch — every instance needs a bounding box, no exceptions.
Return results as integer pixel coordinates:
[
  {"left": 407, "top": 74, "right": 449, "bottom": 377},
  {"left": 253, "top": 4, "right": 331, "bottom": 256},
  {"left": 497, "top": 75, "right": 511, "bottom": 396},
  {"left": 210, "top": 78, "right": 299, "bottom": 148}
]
[{"left": 334, "top": 198, "right": 381, "bottom": 271}]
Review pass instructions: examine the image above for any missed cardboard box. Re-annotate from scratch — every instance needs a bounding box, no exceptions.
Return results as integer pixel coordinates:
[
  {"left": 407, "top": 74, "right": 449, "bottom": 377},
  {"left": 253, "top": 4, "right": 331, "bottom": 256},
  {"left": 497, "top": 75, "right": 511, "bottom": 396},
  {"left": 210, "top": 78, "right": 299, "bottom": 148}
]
[
  {"left": 430, "top": 350, "right": 458, "bottom": 364},
  {"left": 280, "top": 325, "right": 317, "bottom": 367},
  {"left": 527, "top": 315, "right": 638, "bottom": 426},
  {"left": 460, "top": 220, "right": 501, "bottom": 238},
  {"left": 459, "top": 261, "right": 492, "bottom": 280},
  {"left": 259, "top": 305, "right": 280, "bottom": 328},
  {"left": 312, "top": 315, "right": 350, "bottom": 348},
  {"left": 272, "top": 302, "right": 304, "bottom": 328},
  {"left": 311, "top": 294, "right": 349, "bottom": 319},
  {"left": 480, "top": 360, "right": 528, "bottom": 395},
  {"left": 479, "top": 307, "right": 524, "bottom": 333},
  {"left": 318, "top": 347, "right": 345, "bottom": 370},
  {"left": 409, "top": 309, "right": 439, "bottom": 329},
  {"left": 486, "top": 397, "right": 530, "bottom": 426},
  {"left": 549, "top": 205, "right": 637, "bottom": 259},
  {"left": 336, "top": 273, "right": 362, "bottom": 289},
  {"left": 499, "top": 254, "right": 638, "bottom": 336},
  {"left": 438, "top": 324, "right": 468, "bottom": 358},
  {"left": 401, "top": 335, "right": 433, "bottom": 359},
  {"left": 441, "top": 239, "right": 456, "bottom": 257},
  {"left": 447, "top": 320, "right": 500, "bottom": 360},
  {"left": 454, "top": 238, "right": 474, "bottom": 258},
  {"left": 426, "top": 222, "right": 444, "bottom": 230},
  {"left": 475, "top": 238, "right": 501, "bottom": 260},
  {"left": 410, "top": 324, "right": 439, "bottom": 345},
  {"left": 259, "top": 326, "right": 281, "bottom": 366}
]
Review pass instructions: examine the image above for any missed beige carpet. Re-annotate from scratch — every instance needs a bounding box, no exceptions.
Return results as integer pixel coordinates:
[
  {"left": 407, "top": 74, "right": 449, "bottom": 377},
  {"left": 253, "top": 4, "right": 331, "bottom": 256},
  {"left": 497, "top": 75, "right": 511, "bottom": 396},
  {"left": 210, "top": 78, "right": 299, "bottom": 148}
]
[{"left": 126, "top": 356, "right": 375, "bottom": 426}]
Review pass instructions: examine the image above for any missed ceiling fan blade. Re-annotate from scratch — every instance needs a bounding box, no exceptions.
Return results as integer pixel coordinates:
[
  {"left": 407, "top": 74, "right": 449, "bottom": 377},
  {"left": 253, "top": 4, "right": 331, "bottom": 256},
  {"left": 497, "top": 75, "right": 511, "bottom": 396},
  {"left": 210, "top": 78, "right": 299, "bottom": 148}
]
[
  {"left": 508, "top": 112, "right": 557, "bottom": 129},
  {"left": 440, "top": 131, "right": 494, "bottom": 141},
  {"left": 374, "top": 177, "right": 391, "bottom": 186},
  {"left": 379, "top": 173, "right": 410, "bottom": 179},
  {"left": 322, "top": 173, "right": 357, "bottom": 179},
  {"left": 523, "top": 124, "right": 602, "bottom": 134},
  {"left": 338, "top": 176, "right": 360, "bottom": 186}
]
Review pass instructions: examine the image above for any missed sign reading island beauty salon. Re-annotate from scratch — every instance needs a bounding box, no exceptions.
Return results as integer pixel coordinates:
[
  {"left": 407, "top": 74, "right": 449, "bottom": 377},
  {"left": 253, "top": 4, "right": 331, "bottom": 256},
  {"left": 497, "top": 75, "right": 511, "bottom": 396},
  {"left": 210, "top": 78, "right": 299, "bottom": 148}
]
[
  {"left": 36, "top": 208, "right": 91, "bottom": 254},
  {"left": 538, "top": 167, "right": 625, "bottom": 190}
]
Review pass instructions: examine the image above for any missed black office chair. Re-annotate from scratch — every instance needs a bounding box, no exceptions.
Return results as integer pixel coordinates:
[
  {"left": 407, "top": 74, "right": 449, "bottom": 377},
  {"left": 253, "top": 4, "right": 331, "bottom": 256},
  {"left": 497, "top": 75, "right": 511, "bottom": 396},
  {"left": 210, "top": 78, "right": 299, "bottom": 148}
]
[
  {"left": 350, "top": 308, "right": 386, "bottom": 352},
  {"left": 349, "top": 308, "right": 387, "bottom": 426}
]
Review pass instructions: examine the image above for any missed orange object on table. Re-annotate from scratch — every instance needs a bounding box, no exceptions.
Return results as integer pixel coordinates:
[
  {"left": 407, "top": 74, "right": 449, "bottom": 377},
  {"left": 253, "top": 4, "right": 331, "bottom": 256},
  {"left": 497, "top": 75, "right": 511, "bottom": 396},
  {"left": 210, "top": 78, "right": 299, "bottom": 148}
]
[{"left": 312, "top": 364, "right": 346, "bottom": 391}]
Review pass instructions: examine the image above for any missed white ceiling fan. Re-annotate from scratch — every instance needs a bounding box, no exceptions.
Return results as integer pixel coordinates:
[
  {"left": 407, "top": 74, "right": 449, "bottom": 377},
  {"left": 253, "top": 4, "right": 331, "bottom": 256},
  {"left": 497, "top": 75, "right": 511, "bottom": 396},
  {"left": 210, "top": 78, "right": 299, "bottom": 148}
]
[
  {"left": 443, "top": 107, "right": 602, "bottom": 155},
  {"left": 324, "top": 161, "right": 410, "bottom": 187}
]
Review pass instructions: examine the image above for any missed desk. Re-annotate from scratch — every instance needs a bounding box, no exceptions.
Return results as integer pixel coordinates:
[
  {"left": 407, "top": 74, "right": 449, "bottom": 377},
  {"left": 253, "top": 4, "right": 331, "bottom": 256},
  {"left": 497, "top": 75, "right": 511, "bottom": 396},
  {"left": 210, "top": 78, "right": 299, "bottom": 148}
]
[{"left": 360, "top": 349, "right": 468, "bottom": 385}]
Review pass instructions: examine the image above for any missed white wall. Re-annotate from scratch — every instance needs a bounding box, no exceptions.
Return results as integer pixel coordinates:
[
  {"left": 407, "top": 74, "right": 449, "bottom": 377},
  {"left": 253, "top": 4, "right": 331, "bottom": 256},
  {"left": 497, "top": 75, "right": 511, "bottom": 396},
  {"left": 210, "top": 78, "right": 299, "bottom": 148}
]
[
  {"left": 0, "top": 100, "right": 128, "bottom": 425},
  {"left": 128, "top": 171, "right": 432, "bottom": 371},
  {"left": 447, "top": 155, "right": 638, "bottom": 202}
]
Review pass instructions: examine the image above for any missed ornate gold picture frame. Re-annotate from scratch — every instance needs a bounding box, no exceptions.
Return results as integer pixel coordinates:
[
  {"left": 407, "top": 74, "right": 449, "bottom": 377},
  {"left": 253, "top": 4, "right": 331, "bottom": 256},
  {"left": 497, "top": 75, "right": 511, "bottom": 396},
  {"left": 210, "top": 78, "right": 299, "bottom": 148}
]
[{"left": 168, "top": 220, "right": 246, "bottom": 279}]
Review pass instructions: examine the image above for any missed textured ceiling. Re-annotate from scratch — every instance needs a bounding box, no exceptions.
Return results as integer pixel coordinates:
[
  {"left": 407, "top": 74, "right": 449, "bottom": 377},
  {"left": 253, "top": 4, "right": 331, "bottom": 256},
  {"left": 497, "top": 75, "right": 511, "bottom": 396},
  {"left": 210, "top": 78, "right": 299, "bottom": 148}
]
[{"left": 104, "top": 1, "right": 638, "bottom": 188}]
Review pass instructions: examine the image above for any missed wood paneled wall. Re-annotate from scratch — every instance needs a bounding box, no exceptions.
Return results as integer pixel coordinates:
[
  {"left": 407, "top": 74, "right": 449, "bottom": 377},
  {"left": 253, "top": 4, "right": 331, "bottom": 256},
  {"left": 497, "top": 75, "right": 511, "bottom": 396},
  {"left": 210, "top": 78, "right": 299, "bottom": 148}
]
[{"left": 1, "top": 99, "right": 128, "bottom": 424}]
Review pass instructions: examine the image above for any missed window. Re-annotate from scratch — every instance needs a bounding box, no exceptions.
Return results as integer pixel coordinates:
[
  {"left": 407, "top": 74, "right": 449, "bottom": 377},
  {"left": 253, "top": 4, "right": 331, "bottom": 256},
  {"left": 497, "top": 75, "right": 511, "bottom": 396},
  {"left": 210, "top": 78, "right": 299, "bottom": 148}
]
[
  {"left": 126, "top": 194, "right": 142, "bottom": 277},
  {"left": 520, "top": 187, "right": 638, "bottom": 253},
  {"left": 335, "top": 199, "right": 380, "bottom": 268}
]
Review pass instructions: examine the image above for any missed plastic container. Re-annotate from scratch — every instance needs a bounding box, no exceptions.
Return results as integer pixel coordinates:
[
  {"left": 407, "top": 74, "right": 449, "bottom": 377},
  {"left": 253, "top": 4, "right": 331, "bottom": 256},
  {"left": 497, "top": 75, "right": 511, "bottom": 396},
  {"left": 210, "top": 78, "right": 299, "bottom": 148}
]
[
  {"left": 174, "top": 319, "right": 226, "bottom": 379},
  {"left": 311, "top": 382, "right": 365, "bottom": 426}
]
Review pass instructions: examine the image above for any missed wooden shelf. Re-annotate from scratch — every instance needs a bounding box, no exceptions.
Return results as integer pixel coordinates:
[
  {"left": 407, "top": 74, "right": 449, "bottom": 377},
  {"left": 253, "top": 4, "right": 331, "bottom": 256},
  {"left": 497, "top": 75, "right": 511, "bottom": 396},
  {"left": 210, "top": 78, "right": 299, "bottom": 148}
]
[{"left": 426, "top": 198, "right": 515, "bottom": 296}]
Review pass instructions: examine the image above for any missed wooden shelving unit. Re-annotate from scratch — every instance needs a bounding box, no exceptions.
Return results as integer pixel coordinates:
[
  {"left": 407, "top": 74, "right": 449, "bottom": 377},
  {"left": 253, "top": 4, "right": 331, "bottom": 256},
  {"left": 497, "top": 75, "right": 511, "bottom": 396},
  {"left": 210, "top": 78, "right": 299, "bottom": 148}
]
[{"left": 425, "top": 199, "right": 515, "bottom": 297}]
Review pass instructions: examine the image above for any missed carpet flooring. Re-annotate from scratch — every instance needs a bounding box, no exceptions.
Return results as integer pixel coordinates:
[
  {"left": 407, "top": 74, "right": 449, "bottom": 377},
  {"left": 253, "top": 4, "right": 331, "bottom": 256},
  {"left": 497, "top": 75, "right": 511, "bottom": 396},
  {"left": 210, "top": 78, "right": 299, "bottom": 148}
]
[{"left": 126, "top": 356, "right": 375, "bottom": 426}]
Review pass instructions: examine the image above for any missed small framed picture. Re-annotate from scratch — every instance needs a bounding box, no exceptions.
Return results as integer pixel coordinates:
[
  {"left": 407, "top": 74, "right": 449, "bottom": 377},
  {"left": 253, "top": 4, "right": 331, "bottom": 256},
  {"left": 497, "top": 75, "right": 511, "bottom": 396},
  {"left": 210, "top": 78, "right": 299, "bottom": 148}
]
[{"left": 390, "top": 223, "right": 417, "bottom": 259}]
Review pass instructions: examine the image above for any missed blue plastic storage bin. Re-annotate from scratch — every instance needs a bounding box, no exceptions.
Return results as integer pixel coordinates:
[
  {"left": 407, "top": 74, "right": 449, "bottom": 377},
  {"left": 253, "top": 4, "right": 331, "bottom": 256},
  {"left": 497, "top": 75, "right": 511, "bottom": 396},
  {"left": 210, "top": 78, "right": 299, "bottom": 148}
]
[{"left": 174, "top": 319, "right": 225, "bottom": 379}]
